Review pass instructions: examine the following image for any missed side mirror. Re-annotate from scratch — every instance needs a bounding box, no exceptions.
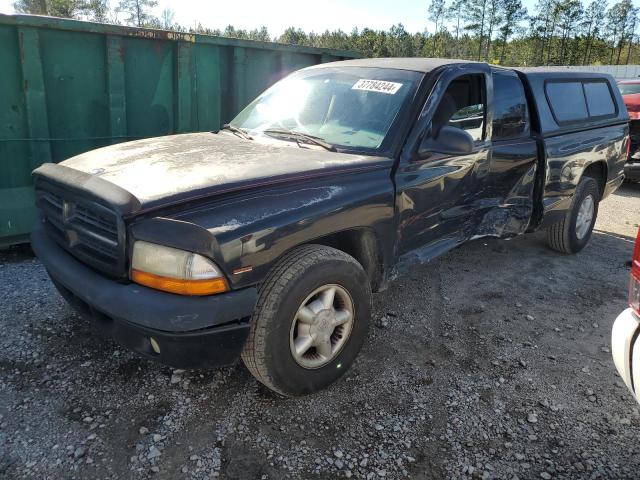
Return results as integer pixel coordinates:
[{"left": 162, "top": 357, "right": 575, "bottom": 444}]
[{"left": 418, "top": 126, "right": 474, "bottom": 158}]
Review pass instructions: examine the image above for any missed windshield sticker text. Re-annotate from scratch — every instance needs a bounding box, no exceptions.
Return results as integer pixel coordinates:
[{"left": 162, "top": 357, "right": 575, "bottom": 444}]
[{"left": 352, "top": 79, "right": 403, "bottom": 95}]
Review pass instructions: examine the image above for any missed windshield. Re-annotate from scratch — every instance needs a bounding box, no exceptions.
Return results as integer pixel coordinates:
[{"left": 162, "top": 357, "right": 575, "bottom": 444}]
[
  {"left": 230, "top": 67, "right": 422, "bottom": 152},
  {"left": 618, "top": 83, "right": 640, "bottom": 95}
]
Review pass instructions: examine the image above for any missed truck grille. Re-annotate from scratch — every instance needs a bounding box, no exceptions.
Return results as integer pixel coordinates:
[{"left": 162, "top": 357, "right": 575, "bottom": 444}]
[{"left": 35, "top": 180, "right": 127, "bottom": 278}]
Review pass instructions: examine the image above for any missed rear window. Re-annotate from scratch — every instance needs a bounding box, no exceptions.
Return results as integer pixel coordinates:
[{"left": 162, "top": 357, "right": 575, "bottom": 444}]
[{"left": 545, "top": 79, "right": 617, "bottom": 125}]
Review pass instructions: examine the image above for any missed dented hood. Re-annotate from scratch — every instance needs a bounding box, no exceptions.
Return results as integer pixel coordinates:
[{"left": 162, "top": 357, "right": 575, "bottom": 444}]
[{"left": 61, "top": 132, "right": 384, "bottom": 208}]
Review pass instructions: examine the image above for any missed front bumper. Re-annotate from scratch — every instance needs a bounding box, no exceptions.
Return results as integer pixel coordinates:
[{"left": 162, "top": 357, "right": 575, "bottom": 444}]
[
  {"left": 612, "top": 308, "right": 640, "bottom": 401},
  {"left": 624, "top": 162, "right": 640, "bottom": 181},
  {"left": 31, "top": 224, "right": 257, "bottom": 368}
]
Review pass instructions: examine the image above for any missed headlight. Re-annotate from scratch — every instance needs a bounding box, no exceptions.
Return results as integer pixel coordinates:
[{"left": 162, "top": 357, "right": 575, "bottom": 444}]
[{"left": 131, "top": 241, "right": 228, "bottom": 296}]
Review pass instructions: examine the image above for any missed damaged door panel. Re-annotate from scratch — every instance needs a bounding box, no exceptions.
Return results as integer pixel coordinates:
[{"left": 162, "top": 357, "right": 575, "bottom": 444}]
[{"left": 396, "top": 66, "right": 493, "bottom": 259}]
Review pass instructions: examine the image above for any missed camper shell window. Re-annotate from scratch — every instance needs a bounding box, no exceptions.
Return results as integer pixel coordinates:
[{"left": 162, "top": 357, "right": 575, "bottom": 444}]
[{"left": 544, "top": 79, "right": 617, "bottom": 126}]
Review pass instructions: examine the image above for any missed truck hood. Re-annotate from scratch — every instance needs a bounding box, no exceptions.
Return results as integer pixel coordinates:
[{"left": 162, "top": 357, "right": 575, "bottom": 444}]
[{"left": 61, "top": 132, "right": 386, "bottom": 209}]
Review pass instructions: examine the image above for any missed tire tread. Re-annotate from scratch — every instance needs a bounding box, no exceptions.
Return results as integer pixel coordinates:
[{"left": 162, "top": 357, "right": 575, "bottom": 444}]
[{"left": 546, "top": 176, "right": 599, "bottom": 254}]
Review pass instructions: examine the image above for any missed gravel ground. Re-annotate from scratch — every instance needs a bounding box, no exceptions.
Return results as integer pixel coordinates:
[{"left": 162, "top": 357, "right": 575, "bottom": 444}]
[{"left": 1, "top": 183, "right": 640, "bottom": 480}]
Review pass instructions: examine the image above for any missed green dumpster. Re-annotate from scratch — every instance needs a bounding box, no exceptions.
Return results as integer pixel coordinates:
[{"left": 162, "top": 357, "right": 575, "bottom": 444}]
[{"left": 0, "top": 14, "right": 358, "bottom": 247}]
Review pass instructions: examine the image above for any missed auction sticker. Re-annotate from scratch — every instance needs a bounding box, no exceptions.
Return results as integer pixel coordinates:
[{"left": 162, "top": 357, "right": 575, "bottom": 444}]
[{"left": 352, "top": 79, "right": 403, "bottom": 95}]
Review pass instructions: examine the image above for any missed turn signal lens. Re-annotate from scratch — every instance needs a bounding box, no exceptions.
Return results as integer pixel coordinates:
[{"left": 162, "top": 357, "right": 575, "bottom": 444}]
[
  {"left": 131, "top": 241, "right": 228, "bottom": 296},
  {"left": 131, "top": 270, "right": 228, "bottom": 296}
]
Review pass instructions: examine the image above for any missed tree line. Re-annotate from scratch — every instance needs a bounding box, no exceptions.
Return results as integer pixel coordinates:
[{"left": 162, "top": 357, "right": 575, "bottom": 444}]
[{"left": 11, "top": 0, "right": 640, "bottom": 66}]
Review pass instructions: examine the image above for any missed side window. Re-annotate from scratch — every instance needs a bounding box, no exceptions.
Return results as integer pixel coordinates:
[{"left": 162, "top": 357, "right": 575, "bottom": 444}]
[
  {"left": 546, "top": 82, "right": 589, "bottom": 123},
  {"left": 584, "top": 81, "right": 616, "bottom": 117},
  {"left": 492, "top": 70, "right": 529, "bottom": 140},
  {"left": 546, "top": 80, "right": 617, "bottom": 125},
  {"left": 432, "top": 74, "right": 485, "bottom": 142}
]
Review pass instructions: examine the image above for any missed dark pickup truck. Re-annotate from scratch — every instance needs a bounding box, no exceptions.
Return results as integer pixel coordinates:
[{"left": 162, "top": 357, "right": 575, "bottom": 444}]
[{"left": 32, "top": 58, "right": 628, "bottom": 396}]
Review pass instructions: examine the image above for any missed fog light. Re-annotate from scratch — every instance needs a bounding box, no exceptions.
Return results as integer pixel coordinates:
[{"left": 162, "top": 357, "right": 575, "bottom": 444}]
[{"left": 150, "top": 337, "right": 161, "bottom": 354}]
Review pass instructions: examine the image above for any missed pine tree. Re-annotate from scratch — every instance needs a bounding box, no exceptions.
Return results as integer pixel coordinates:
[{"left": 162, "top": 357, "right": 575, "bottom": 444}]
[
  {"left": 279, "top": 27, "right": 309, "bottom": 46},
  {"left": 581, "top": 0, "right": 607, "bottom": 64},
  {"left": 498, "top": 0, "right": 528, "bottom": 63},
  {"left": 463, "top": 0, "right": 490, "bottom": 60},
  {"left": 428, "top": 0, "right": 447, "bottom": 33},
  {"left": 160, "top": 8, "right": 174, "bottom": 29},
  {"left": 13, "top": 0, "right": 48, "bottom": 14},
  {"left": 116, "top": 0, "right": 157, "bottom": 27},
  {"left": 447, "top": 0, "right": 467, "bottom": 56},
  {"left": 557, "top": 0, "right": 583, "bottom": 64},
  {"left": 485, "top": 0, "right": 502, "bottom": 60},
  {"left": 606, "top": 0, "right": 635, "bottom": 64},
  {"left": 14, "top": 0, "right": 87, "bottom": 18}
]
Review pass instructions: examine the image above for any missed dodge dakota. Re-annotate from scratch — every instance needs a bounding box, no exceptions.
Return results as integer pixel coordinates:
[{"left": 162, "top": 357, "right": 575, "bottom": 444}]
[{"left": 32, "top": 58, "right": 629, "bottom": 395}]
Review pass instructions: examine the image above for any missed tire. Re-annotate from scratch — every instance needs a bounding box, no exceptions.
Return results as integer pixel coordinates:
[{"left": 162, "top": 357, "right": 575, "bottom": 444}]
[
  {"left": 546, "top": 176, "right": 600, "bottom": 254},
  {"left": 241, "top": 244, "right": 372, "bottom": 396}
]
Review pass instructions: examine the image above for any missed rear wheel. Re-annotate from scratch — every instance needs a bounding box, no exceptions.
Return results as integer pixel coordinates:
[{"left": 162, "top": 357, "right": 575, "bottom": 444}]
[
  {"left": 546, "top": 176, "right": 599, "bottom": 254},
  {"left": 241, "top": 245, "right": 371, "bottom": 396}
]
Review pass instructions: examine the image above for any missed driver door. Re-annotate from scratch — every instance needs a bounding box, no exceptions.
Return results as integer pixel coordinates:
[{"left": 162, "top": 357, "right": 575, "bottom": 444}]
[{"left": 395, "top": 67, "right": 492, "bottom": 257}]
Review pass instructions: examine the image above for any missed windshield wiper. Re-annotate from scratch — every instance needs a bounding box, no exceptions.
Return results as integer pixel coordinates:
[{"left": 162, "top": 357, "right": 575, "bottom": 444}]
[
  {"left": 262, "top": 128, "right": 336, "bottom": 152},
  {"left": 220, "top": 124, "right": 253, "bottom": 140}
]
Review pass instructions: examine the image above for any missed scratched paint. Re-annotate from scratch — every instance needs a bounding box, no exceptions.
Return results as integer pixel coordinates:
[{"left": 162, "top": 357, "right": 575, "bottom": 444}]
[{"left": 206, "top": 186, "right": 343, "bottom": 235}]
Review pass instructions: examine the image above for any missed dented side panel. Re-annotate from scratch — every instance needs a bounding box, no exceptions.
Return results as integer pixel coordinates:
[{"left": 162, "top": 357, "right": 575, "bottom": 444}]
[
  {"left": 477, "top": 137, "right": 538, "bottom": 237},
  {"left": 142, "top": 167, "right": 396, "bottom": 290},
  {"left": 394, "top": 64, "right": 495, "bottom": 259}
]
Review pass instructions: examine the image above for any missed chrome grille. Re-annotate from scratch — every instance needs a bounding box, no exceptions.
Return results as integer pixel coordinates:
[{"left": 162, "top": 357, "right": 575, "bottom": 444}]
[{"left": 35, "top": 180, "right": 126, "bottom": 278}]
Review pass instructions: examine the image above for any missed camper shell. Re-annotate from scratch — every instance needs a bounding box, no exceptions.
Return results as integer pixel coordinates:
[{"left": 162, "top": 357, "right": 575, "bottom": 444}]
[{"left": 513, "top": 68, "right": 628, "bottom": 136}]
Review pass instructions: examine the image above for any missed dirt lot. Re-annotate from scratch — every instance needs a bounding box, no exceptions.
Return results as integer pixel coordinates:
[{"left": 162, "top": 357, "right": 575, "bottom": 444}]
[{"left": 1, "top": 183, "right": 640, "bottom": 480}]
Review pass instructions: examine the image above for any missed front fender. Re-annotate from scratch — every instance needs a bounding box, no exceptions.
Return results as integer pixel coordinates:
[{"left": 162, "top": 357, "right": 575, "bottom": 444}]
[{"left": 160, "top": 166, "right": 396, "bottom": 289}]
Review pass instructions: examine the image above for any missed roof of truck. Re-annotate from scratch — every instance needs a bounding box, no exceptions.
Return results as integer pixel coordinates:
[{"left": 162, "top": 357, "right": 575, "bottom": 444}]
[
  {"left": 314, "top": 58, "right": 622, "bottom": 79},
  {"left": 513, "top": 66, "right": 615, "bottom": 81},
  {"left": 309, "top": 57, "right": 628, "bottom": 135},
  {"left": 309, "top": 57, "right": 481, "bottom": 73}
]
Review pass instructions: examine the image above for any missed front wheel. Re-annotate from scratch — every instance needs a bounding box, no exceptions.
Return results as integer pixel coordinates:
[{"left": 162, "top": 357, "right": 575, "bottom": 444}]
[
  {"left": 546, "top": 176, "right": 600, "bottom": 254},
  {"left": 241, "top": 245, "right": 371, "bottom": 396}
]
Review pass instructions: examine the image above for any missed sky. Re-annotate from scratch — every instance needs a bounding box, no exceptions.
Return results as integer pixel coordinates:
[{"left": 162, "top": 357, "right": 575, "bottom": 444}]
[
  {"left": 0, "top": 0, "right": 540, "bottom": 36},
  {"left": 3, "top": 0, "right": 640, "bottom": 36}
]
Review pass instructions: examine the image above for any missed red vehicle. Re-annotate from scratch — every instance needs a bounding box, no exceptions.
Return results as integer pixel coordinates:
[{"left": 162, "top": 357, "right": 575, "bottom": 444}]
[
  {"left": 612, "top": 228, "right": 640, "bottom": 401},
  {"left": 617, "top": 80, "right": 640, "bottom": 180},
  {"left": 618, "top": 80, "right": 640, "bottom": 119}
]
